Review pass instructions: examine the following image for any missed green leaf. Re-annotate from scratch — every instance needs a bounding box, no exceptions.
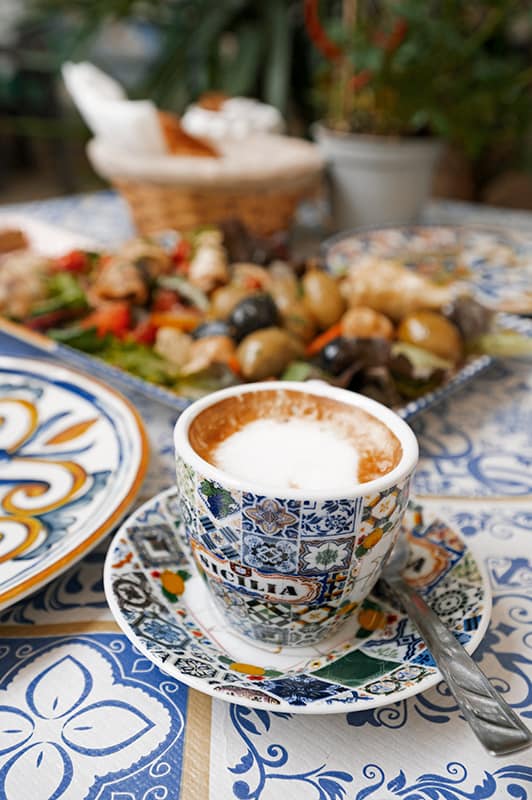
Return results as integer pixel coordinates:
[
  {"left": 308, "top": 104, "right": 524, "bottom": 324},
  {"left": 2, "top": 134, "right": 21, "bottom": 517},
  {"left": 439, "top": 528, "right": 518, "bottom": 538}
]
[
  {"left": 48, "top": 326, "right": 110, "bottom": 353},
  {"left": 32, "top": 273, "right": 87, "bottom": 316}
]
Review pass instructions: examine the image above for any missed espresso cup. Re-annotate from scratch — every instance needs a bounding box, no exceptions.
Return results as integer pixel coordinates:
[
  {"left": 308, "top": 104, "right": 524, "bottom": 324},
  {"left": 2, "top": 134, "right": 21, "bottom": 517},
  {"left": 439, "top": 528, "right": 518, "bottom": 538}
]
[{"left": 174, "top": 381, "right": 418, "bottom": 647}]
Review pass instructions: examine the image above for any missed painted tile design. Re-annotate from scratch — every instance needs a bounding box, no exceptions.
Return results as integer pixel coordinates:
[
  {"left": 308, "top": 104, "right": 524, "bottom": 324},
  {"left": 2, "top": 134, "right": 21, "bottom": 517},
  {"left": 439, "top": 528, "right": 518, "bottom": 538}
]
[
  {"left": 129, "top": 524, "right": 188, "bottom": 569},
  {"left": 242, "top": 533, "right": 298, "bottom": 573},
  {"left": 300, "top": 498, "right": 362, "bottom": 537},
  {"left": 197, "top": 478, "right": 240, "bottom": 521},
  {"left": 299, "top": 536, "right": 354, "bottom": 575},
  {"left": 242, "top": 495, "right": 300, "bottom": 537}
]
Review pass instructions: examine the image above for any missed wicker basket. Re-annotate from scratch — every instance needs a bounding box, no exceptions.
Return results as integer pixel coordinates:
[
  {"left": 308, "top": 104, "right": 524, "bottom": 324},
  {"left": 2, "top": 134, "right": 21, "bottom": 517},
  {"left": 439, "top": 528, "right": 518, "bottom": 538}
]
[
  {"left": 88, "top": 135, "right": 324, "bottom": 237},
  {"left": 112, "top": 177, "right": 319, "bottom": 237}
]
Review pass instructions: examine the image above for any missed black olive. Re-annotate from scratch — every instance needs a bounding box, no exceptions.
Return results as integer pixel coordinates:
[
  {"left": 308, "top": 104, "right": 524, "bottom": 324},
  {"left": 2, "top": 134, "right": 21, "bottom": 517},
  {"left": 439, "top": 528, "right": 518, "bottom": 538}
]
[
  {"left": 317, "top": 336, "right": 363, "bottom": 376},
  {"left": 191, "top": 320, "right": 236, "bottom": 340},
  {"left": 317, "top": 336, "right": 390, "bottom": 376},
  {"left": 229, "top": 293, "right": 280, "bottom": 341}
]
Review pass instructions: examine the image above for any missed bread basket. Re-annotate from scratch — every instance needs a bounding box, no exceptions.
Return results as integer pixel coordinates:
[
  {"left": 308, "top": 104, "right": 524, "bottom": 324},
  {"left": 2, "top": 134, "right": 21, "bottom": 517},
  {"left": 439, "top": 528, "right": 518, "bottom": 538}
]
[{"left": 88, "top": 134, "right": 324, "bottom": 236}]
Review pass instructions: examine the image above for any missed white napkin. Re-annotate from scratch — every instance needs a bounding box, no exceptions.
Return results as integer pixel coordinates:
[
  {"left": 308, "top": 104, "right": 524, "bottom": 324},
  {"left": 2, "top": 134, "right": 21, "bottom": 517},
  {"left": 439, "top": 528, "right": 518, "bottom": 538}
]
[
  {"left": 62, "top": 61, "right": 167, "bottom": 154},
  {"left": 182, "top": 96, "right": 285, "bottom": 140}
]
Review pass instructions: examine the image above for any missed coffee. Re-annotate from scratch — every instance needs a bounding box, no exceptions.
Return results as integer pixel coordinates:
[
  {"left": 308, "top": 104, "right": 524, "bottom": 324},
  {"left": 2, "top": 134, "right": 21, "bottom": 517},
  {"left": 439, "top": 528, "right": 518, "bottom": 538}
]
[{"left": 188, "top": 389, "right": 402, "bottom": 490}]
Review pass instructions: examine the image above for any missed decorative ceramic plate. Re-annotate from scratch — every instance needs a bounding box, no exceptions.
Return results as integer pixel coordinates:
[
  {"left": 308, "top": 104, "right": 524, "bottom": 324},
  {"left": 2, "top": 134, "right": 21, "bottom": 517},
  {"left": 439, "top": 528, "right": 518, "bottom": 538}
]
[
  {"left": 104, "top": 488, "right": 491, "bottom": 714},
  {"left": 0, "top": 356, "right": 148, "bottom": 610},
  {"left": 324, "top": 224, "right": 532, "bottom": 315}
]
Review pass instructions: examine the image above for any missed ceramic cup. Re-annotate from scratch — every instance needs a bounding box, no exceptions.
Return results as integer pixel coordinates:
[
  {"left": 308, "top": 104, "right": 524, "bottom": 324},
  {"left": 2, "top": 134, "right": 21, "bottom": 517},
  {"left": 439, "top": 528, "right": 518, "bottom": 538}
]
[{"left": 174, "top": 381, "right": 418, "bottom": 647}]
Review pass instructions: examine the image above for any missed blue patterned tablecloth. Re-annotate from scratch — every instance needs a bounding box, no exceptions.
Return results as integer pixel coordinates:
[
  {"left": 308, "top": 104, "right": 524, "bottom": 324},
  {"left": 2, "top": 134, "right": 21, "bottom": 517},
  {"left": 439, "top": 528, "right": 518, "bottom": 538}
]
[{"left": 0, "top": 193, "right": 531, "bottom": 800}]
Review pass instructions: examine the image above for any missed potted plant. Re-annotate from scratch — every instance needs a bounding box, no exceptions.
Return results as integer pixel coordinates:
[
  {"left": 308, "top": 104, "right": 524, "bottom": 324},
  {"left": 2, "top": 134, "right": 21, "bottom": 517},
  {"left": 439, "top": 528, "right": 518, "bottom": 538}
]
[{"left": 305, "top": 0, "right": 532, "bottom": 229}]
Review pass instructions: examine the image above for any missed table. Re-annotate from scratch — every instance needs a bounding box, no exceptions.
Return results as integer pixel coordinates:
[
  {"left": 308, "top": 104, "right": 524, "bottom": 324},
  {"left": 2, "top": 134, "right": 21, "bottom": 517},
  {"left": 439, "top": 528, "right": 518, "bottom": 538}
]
[{"left": 0, "top": 193, "right": 531, "bottom": 800}]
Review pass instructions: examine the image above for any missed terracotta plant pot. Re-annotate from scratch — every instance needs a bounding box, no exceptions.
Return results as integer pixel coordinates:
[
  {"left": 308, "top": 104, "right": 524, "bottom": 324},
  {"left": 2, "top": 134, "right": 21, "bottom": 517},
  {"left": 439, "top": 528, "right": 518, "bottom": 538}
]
[{"left": 313, "top": 123, "right": 442, "bottom": 230}]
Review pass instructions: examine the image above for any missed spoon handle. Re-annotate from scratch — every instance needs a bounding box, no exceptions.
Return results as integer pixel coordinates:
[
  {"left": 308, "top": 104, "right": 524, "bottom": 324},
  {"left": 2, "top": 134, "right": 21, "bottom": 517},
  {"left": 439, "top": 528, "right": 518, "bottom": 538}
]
[{"left": 385, "top": 575, "right": 532, "bottom": 757}]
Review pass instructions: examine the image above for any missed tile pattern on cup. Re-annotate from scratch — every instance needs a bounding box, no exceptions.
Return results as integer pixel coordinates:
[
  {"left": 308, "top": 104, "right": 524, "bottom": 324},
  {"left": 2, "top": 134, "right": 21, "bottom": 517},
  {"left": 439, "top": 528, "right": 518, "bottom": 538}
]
[
  {"left": 242, "top": 494, "right": 301, "bottom": 538},
  {"left": 172, "top": 465, "right": 414, "bottom": 646},
  {"left": 106, "top": 488, "right": 489, "bottom": 711}
]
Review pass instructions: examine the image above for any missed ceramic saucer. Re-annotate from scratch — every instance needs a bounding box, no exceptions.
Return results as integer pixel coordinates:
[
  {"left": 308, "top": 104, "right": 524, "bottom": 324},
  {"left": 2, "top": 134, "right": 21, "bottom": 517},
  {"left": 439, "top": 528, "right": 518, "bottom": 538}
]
[
  {"left": 104, "top": 488, "right": 491, "bottom": 714},
  {"left": 0, "top": 356, "right": 148, "bottom": 610}
]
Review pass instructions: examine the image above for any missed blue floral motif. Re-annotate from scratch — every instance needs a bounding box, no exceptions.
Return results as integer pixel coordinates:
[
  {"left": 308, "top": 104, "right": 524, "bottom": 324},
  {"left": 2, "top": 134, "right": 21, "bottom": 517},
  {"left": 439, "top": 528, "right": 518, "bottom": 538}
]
[
  {"left": 0, "top": 636, "right": 184, "bottom": 800},
  {"left": 229, "top": 706, "right": 353, "bottom": 799},
  {"left": 411, "top": 359, "right": 532, "bottom": 498},
  {"left": 300, "top": 499, "right": 362, "bottom": 537},
  {"left": 353, "top": 762, "right": 532, "bottom": 799},
  {"left": 258, "top": 676, "right": 344, "bottom": 706}
]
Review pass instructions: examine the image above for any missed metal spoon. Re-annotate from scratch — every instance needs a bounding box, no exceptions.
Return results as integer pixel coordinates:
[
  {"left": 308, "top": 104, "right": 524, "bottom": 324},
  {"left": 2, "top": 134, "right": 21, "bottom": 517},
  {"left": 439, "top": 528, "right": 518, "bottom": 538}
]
[{"left": 380, "top": 535, "right": 532, "bottom": 757}]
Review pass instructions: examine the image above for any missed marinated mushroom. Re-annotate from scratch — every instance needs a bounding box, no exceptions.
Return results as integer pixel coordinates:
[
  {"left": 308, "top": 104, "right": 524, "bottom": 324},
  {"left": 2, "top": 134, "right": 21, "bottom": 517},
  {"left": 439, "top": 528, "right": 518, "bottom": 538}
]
[
  {"left": 92, "top": 260, "right": 149, "bottom": 305},
  {"left": 302, "top": 269, "right": 345, "bottom": 330},
  {"left": 341, "top": 307, "right": 394, "bottom": 340},
  {"left": 237, "top": 327, "right": 304, "bottom": 380},
  {"left": 154, "top": 327, "right": 193, "bottom": 368},
  {"left": 182, "top": 335, "right": 236, "bottom": 375},
  {"left": 188, "top": 229, "right": 229, "bottom": 292},
  {"left": 397, "top": 310, "right": 463, "bottom": 363}
]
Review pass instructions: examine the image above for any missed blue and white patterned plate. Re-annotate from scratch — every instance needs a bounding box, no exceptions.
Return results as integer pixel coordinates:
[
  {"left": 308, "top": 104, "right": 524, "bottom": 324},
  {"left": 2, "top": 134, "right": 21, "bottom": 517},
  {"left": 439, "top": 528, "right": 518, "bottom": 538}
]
[
  {"left": 0, "top": 356, "right": 148, "bottom": 610},
  {"left": 104, "top": 488, "right": 491, "bottom": 714},
  {"left": 324, "top": 223, "right": 532, "bottom": 314}
]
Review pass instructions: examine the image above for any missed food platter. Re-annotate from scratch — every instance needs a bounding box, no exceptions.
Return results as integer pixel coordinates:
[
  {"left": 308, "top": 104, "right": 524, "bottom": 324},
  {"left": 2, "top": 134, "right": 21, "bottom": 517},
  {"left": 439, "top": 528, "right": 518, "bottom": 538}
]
[{"left": 0, "top": 216, "right": 519, "bottom": 422}]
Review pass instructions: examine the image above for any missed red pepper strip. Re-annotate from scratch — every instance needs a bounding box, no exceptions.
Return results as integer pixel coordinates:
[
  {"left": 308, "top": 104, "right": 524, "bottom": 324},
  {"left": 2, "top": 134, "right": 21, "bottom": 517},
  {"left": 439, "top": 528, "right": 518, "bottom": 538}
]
[
  {"left": 129, "top": 318, "right": 157, "bottom": 345},
  {"left": 305, "top": 322, "right": 343, "bottom": 356},
  {"left": 51, "top": 250, "right": 89, "bottom": 273},
  {"left": 152, "top": 289, "right": 180, "bottom": 312},
  {"left": 81, "top": 302, "right": 131, "bottom": 338}
]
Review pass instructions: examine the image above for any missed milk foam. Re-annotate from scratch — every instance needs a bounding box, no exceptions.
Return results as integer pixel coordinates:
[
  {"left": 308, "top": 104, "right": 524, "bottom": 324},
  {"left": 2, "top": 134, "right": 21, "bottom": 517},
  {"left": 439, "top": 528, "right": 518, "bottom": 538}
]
[{"left": 213, "top": 418, "right": 360, "bottom": 491}]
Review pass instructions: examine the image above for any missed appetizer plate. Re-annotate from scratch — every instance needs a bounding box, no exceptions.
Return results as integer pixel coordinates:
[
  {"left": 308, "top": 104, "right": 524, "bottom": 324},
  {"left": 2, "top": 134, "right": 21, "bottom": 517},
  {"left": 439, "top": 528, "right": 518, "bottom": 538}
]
[
  {"left": 324, "top": 223, "right": 532, "bottom": 315},
  {"left": 104, "top": 487, "right": 491, "bottom": 714},
  {"left": 0, "top": 216, "right": 511, "bottom": 422},
  {"left": 0, "top": 356, "right": 148, "bottom": 610}
]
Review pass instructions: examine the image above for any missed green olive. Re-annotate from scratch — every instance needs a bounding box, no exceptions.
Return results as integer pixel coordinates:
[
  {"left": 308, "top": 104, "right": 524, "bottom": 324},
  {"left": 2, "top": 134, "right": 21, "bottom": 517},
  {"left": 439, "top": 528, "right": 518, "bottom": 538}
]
[
  {"left": 281, "top": 300, "right": 317, "bottom": 343},
  {"left": 302, "top": 270, "right": 345, "bottom": 330},
  {"left": 397, "top": 310, "right": 463, "bottom": 363},
  {"left": 237, "top": 327, "right": 304, "bottom": 381},
  {"left": 210, "top": 285, "right": 253, "bottom": 319}
]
